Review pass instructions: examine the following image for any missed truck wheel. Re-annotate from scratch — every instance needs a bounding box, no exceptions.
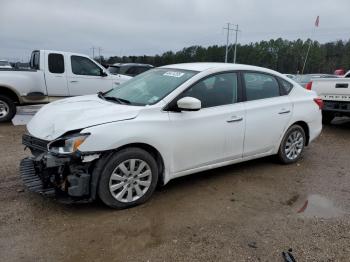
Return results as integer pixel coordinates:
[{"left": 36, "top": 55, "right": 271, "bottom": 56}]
[
  {"left": 322, "top": 112, "right": 334, "bottom": 125},
  {"left": 98, "top": 147, "right": 159, "bottom": 209},
  {"left": 0, "top": 95, "right": 16, "bottom": 122},
  {"left": 277, "top": 124, "right": 306, "bottom": 164}
]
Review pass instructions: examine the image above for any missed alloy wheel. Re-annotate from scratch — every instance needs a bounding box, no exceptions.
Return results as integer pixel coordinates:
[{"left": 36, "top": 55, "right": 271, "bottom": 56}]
[
  {"left": 284, "top": 130, "right": 304, "bottom": 160},
  {"left": 109, "top": 159, "right": 152, "bottom": 203},
  {"left": 0, "top": 100, "right": 9, "bottom": 119}
]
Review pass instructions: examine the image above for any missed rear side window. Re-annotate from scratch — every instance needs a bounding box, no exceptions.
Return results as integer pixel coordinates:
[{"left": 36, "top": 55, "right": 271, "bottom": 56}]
[
  {"left": 243, "top": 73, "right": 280, "bottom": 101},
  {"left": 279, "top": 78, "right": 293, "bottom": 94},
  {"left": 48, "top": 53, "right": 64, "bottom": 74},
  {"left": 30, "top": 51, "right": 40, "bottom": 70},
  {"left": 135, "top": 67, "right": 151, "bottom": 75},
  {"left": 125, "top": 67, "right": 138, "bottom": 76}
]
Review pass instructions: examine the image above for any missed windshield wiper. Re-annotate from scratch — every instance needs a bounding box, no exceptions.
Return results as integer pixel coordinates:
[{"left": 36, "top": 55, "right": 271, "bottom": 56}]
[
  {"left": 97, "top": 91, "right": 130, "bottom": 105},
  {"left": 97, "top": 91, "right": 105, "bottom": 100},
  {"left": 104, "top": 96, "right": 131, "bottom": 105}
]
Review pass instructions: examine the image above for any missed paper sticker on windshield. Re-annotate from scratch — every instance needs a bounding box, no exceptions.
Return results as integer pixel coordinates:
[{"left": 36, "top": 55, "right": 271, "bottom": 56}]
[{"left": 163, "top": 71, "right": 185, "bottom": 78}]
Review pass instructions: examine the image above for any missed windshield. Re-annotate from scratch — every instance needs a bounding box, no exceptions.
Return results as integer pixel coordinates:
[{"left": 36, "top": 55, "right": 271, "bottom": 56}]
[
  {"left": 104, "top": 68, "right": 197, "bottom": 106},
  {"left": 108, "top": 66, "right": 120, "bottom": 74},
  {"left": 0, "top": 61, "right": 10, "bottom": 66}
]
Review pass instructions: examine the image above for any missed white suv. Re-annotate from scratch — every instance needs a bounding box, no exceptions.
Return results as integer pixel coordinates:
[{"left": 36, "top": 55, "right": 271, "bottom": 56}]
[{"left": 21, "top": 63, "right": 322, "bottom": 209}]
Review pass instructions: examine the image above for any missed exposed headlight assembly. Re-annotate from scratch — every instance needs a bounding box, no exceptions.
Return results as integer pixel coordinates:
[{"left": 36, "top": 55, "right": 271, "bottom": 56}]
[{"left": 48, "top": 133, "right": 90, "bottom": 155}]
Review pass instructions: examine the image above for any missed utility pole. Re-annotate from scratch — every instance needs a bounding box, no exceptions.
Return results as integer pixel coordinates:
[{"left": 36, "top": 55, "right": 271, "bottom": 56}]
[
  {"left": 98, "top": 47, "right": 102, "bottom": 64},
  {"left": 91, "top": 47, "right": 95, "bottom": 59},
  {"left": 223, "top": 23, "right": 240, "bottom": 63},
  {"left": 233, "top": 24, "right": 240, "bottom": 64},
  {"left": 223, "top": 23, "right": 233, "bottom": 63}
]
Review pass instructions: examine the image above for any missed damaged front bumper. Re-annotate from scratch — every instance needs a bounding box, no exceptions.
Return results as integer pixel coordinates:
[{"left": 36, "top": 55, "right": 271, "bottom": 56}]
[{"left": 20, "top": 134, "right": 100, "bottom": 202}]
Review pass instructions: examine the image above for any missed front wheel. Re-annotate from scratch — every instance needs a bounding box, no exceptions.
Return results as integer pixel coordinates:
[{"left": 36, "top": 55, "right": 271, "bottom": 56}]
[
  {"left": 98, "top": 148, "right": 159, "bottom": 209},
  {"left": 277, "top": 125, "right": 306, "bottom": 164},
  {"left": 0, "top": 95, "right": 16, "bottom": 122}
]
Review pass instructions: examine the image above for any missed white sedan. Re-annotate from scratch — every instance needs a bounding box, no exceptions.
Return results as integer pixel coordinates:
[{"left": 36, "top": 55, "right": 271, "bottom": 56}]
[{"left": 21, "top": 63, "right": 322, "bottom": 209}]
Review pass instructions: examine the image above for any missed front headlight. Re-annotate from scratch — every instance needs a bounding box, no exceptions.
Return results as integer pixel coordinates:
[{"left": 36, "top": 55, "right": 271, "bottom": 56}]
[{"left": 48, "top": 134, "right": 90, "bottom": 155}]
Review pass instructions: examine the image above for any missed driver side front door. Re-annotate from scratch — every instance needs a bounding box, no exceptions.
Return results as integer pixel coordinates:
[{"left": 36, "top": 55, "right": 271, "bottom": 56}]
[{"left": 167, "top": 72, "right": 246, "bottom": 175}]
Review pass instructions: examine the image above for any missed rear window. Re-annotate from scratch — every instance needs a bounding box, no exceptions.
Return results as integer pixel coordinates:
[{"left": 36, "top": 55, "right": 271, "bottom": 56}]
[{"left": 48, "top": 53, "right": 64, "bottom": 74}]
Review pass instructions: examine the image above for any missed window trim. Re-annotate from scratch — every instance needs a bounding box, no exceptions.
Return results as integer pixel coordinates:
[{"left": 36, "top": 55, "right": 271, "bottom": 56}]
[
  {"left": 48, "top": 53, "right": 65, "bottom": 74},
  {"left": 239, "top": 70, "right": 290, "bottom": 102},
  {"left": 164, "top": 70, "right": 243, "bottom": 112}
]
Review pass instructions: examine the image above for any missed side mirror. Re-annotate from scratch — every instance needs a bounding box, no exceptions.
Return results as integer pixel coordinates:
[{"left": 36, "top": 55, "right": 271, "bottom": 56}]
[
  {"left": 177, "top": 97, "right": 201, "bottom": 111},
  {"left": 100, "top": 69, "right": 108, "bottom": 77}
]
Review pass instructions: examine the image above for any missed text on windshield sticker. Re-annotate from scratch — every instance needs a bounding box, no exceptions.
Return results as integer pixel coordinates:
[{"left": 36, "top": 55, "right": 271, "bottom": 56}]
[{"left": 163, "top": 71, "right": 185, "bottom": 78}]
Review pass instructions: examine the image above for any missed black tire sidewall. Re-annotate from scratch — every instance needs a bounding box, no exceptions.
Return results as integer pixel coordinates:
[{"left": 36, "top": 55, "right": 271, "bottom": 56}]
[
  {"left": 278, "top": 125, "right": 306, "bottom": 164},
  {"left": 0, "top": 95, "right": 16, "bottom": 122},
  {"left": 98, "top": 147, "right": 159, "bottom": 209}
]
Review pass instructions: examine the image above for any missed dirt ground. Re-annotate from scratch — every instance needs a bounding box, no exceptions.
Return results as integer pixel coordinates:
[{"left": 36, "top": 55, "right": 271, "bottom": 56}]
[{"left": 0, "top": 119, "right": 350, "bottom": 262}]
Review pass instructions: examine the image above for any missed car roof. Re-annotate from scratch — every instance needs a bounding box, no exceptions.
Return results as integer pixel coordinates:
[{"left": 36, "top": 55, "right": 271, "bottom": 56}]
[{"left": 160, "top": 62, "right": 278, "bottom": 74}]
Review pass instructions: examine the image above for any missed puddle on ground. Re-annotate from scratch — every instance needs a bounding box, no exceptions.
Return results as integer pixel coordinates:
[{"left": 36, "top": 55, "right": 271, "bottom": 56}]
[{"left": 297, "top": 194, "right": 345, "bottom": 219}]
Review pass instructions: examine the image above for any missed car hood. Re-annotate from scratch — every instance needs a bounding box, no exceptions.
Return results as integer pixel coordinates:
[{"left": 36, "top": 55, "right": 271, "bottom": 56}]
[{"left": 27, "top": 95, "right": 141, "bottom": 140}]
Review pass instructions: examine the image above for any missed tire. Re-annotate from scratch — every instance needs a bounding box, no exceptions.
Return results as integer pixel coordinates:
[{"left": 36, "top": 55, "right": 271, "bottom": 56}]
[
  {"left": 277, "top": 125, "right": 306, "bottom": 164},
  {"left": 0, "top": 95, "right": 16, "bottom": 122},
  {"left": 98, "top": 147, "right": 159, "bottom": 209},
  {"left": 322, "top": 111, "right": 334, "bottom": 125}
]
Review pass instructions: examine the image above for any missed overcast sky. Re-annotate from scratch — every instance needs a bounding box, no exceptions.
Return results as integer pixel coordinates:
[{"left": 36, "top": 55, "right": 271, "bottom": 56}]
[{"left": 1, "top": 0, "right": 349, "bottom": 61}]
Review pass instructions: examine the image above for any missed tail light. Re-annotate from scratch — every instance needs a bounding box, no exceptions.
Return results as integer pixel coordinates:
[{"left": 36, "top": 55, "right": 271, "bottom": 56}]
[
  {"left": 313, "top": 97, "right": 324, "bottom": 110},
  {"left": 306, "top": 81, "right": 313, "bottom": 90}
]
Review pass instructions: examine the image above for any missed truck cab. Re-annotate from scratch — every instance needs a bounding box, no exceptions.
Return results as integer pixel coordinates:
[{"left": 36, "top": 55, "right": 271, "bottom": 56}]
[{"left": 0, "top": 50, "right": 131, "bottom": 122}]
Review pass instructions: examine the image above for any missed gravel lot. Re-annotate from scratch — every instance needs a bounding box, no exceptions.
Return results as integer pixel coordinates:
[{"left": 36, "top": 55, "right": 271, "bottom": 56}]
[{"left": 0, "top": 118, "right": 349, "bottom": 262}]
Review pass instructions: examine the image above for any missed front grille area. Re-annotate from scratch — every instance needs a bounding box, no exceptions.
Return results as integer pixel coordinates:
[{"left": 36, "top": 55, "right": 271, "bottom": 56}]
[
  {"left": 22, "top": 133, "right": 49, "bottom": 152},
  {"left": 20, "top": 158, "right": 55, "bottom": 197}
]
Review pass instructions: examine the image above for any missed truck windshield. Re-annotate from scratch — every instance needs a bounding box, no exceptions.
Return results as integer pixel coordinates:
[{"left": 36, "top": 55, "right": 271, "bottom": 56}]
[{"left": 104, "top": 68, "right": 197, "bottom": 106}]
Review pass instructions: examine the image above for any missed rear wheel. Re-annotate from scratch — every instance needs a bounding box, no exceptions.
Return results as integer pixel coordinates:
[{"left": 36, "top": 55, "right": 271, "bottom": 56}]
[
  {"left": 98, "top": 147, "right": 158, "bottom": 209},
  {"left": 322, "top": 111, "right": 334, "bottom": 125},
  {"left": 0, "top": 95, "right": 16, "bottom": 122},
  {"left": 278, "top": 125, "right": 306, "bottom": 164}
]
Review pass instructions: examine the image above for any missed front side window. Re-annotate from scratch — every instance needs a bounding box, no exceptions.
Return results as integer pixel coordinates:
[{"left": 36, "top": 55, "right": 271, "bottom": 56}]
[
  {"left": 71, "top": 56, "right": 101, "bottom": 76},
  {"left": 104, "top": 68, "right": 197, "bottom": 106},
  {"left": 180, "top": 72, "right": 238, "bottom": 108},
  {"left": 48, "top": 53, "right": 64, "bottom": 74},
  {"left": 243, "top": 72, "right": 280, "bottom": 101}
]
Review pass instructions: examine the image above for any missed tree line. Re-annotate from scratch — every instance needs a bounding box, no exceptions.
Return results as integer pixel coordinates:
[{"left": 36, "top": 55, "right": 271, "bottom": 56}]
[{"left": 101, "top": 38, "right": 350, "bottom": 74}]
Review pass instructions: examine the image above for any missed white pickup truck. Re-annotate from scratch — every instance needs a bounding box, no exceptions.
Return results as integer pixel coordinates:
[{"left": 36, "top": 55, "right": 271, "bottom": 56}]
[
  {"left": 0, "top": 50, "right": 131, "bottom": 122},
  {"left": 307, "top": 72, "right": 350, "bottom": 124}
]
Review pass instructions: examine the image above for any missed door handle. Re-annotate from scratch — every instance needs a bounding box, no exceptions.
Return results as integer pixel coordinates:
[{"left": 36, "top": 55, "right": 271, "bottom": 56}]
[
  {"left": 227, "top": 116, "right": 243, "bottom": 123},
  {"left": 70, "top": 80, "right": 78, "bottom": 83},
  {"left": 278, "top": 109, "right": 290, "bottom": 114}
]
